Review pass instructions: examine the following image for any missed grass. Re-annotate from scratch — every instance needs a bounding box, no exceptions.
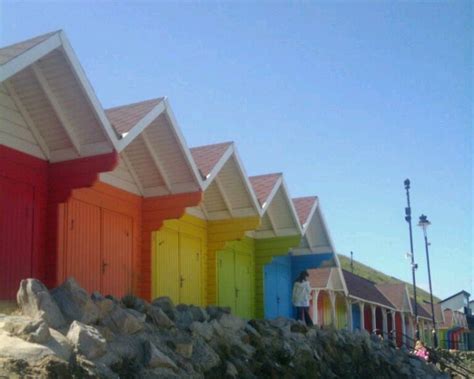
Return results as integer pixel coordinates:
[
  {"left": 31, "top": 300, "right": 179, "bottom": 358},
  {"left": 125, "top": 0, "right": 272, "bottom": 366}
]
[{"left": 338, "top": 254, "right": 440, "bottom": 304}]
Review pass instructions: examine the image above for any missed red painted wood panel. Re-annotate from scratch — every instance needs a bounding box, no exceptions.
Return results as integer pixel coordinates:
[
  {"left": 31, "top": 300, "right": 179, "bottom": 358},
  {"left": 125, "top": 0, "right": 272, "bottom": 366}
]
[
  {"left": 0, "top": 177, "right": 34, "bottom": 299},
  {"left": 0, "top": 145, "right": 47, "bottom": 299}
]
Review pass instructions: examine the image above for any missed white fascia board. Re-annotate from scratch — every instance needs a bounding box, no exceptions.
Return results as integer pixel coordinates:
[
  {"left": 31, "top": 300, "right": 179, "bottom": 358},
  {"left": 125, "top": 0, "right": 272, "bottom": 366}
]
[
  {"left": 0, "top": 33, "right": 62, "bottom": 83},
  {"left": 58, "top": 31, "right": 119, "bottom": 151},
  {"left": 316, "top": 202, "right": 337, "bottom": 254},
  {"left": 280, "top": 178, "right": 303, "bottom": 235},
  {"left": 116, "top": 100, "right": 166, "bottom": 151},
  {"left": 406, "top": 286, "right": 414, "bottom": 315},
  {"left": 347, "top": 295, "right": 397, "bottom": 312},
  {"left": 162, "top": 98, "right": 204, "bottom": 190},
  {"left": 301, "top": 197, "right": 319, "bottom": 235},
  {"left": 260, "top": 176, "right": 282, "bottom": 214},
  {"left": 332, "top": 250, "right": 349, "bottom": 296},
  {"left": 201, "top": 144, "right": 233, "bottom": 191},
  {"left": 232, "top": 145, "right": 263, "bottom": 217}
]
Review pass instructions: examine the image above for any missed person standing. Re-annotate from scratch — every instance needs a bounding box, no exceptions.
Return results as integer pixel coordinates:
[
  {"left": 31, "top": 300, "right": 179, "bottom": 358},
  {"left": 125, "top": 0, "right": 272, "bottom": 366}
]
[{"left": 292, "top": 270, "right": 313, "bottom": 326}]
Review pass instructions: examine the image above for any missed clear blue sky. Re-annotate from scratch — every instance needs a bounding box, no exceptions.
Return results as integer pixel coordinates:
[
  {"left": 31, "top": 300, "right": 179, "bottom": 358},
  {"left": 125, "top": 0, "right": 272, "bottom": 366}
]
[{"left": 2, "top": 1, "right": 472, "bottom": 299}]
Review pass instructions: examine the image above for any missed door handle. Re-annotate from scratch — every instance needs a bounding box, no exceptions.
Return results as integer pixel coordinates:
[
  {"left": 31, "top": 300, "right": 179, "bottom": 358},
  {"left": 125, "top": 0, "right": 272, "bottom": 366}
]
[
  {"left": 277, "top": 296, "right": 280, "bottom": 304},
  {"left": 179, "top": 275, "right": 185, "bottom": 288},
  {"left": 102, "top": 261, "right": 108, "bottom": 274},
  {"left": 235, "top": 288, "right": 239, "bottom": 298}
]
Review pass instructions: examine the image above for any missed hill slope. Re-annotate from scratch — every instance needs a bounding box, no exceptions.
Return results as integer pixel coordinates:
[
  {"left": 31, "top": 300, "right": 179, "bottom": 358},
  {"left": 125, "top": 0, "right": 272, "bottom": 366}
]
[{"left": 338, "top": 254, "right": 440, "bottom": 304}]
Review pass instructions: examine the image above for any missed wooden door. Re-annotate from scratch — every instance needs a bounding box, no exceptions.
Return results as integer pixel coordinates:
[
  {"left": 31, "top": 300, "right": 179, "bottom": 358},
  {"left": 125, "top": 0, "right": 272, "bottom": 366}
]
[
  {"left": 152, "top": 227, "right": 179, "bottom": 302},
  {"left": 235, "top": 252, "right": 252, "bottom": 318},
  {"left": 0, "top": 177, "right": 34, "bottom": 299},
  {"left": 65, "top": 199, "right": 101, "bottom": 293},
  {"left": 179, "top": 233, "right": 201, "bottom": 305},
  {"left": 217, "top": 249, "right": 236, "bottom": 311},
  {"left": 101, "top": 209, "right": 133, "bottom": 298}
]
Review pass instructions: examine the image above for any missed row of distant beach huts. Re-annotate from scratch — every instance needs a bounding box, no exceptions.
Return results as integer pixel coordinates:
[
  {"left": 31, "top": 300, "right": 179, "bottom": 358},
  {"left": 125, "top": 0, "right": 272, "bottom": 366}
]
[{"left": 0, "top": 31, "right": 470, "bottom": 350}]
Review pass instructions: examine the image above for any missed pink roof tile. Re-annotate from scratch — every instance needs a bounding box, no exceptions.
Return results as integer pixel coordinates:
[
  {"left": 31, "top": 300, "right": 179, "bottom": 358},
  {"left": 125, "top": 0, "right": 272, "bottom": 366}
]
[
  {"left": 293, "top": 196, "right": 317, "bottom": 225},
  {"left": 106, "top": 98, "right": 164, "bottom": 134},
  {"left": 410, "top": 297, "right": 431, "bottom": 319},
  {"left": 249, "top": 173, "right": 282, "bottom": 205},
  {"left": 308, "top": 268, "right": 332, "bottom": 288},
  {"left": 190, "top": 142, "right": 233, "bottom": 179},
  {"left": 375, "top": 283, "right": 407, "bottom": 311},
  {"left": 0, "top": 31, "right": 59, "bottom": 65}
]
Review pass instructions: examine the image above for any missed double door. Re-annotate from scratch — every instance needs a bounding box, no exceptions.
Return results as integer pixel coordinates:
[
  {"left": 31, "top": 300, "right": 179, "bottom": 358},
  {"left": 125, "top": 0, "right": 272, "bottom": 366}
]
[
  {"left": 153, "top": 227, "right": 201, "bottom": 305},
  {"left": 264, "top": 256, "right": 292, "bottom": 319},
  {"left": 64, "top": 199, "right": 133, "bottom": 297},
  {"left": 217, "top": 247, "right": 253, "bottom": 318}
]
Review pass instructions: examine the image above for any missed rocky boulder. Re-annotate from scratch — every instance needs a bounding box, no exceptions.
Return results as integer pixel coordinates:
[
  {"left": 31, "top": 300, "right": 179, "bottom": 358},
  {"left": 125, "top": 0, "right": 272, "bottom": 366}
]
[
  {"left": 51, "top": 277, "right": 100, "bottom": 324},
  {"left": 66, "top": 320, "right": 106, "bottom": 360},
  {"left": 16, "top": 279, "right": 66, "bottom": 329}
]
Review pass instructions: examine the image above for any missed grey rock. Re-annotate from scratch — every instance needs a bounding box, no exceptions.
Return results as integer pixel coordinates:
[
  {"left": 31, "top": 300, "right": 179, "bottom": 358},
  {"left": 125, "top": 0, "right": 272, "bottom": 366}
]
[
  {"left": 0, "top": 315, "right": 50, "bottom": 344},
  {"left": 191, "top": 337, "right": 220, "bottom": 373},
  {"left": 218, "top": 313, "right": 246, "bottom": 333},
  {"left": 122, "top": 294, "right": 148, "bottom": 313},
  {"left": 206, "top": 305, "right": 231, "bottom": 320},
  {"left": 16, "top": 279, "right": 66, "bottom": 329},
  {"left": 146, "top": 305, "right": 174, "bottom": 328},
  {"left": 225, "top": 361, "right": 238, "bottom": 378},
  {"left": 189, "top": 306, "right": 209, "bottom": 322},
  {"left": 51, "top": 278, "right": 100, "bottom": 324},
  {"left": 66, "top": 320, "right": 106, "bottom": 360},
  {"left": 101, "top": 305, "right": 144, "bottom": 335},
  {"left": 152, "top": 297, "right": 176, "bottom": 320},
  {"left": 145, "top": 341, "right": 178, "bottom": 370},
  {"left": 190, "top": 321, "right": 214, "bottom": 341},
  {"left": 175, "top": 337, "right": 193, "bottom": 358}
]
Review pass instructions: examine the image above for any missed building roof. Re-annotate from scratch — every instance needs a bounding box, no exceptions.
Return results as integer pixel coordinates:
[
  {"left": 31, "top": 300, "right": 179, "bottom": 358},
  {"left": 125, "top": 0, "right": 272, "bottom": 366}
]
[
  {"left": 190, "top": 142, "right": 233, "bottom": 179},
  {"left": 342, "top": 270, "right": 393, "bottom": 308},
  {"left": 420, "top": 301, "right": 444, "bottom": 323},
  {"left": 439, "top": 290, "right": 471, "bottom": 304},
  {"left": 293, "top": 196, "right": 317, "bottom": 226},
  {"left": 0, "top": 31, "right": 59, "bottom": 65},
  {"left": 410, "top": 298, "right": 431, "bottom": 319},
  {"left": 308, "top": 268, "right": 332, "bottom": 288},
  {"left": 249, "top": 173, "right": 282, "bottom": 206},
  {"left": 375, "top": 283, "right": 407, "bottom": 311},
  {"left": 106, "top": 98, "right": 164, "bottom": 135}
]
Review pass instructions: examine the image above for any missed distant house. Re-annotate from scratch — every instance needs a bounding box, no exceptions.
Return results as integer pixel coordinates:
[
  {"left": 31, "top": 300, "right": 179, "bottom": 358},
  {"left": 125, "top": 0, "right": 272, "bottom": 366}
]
[{"left": 440, "top": 290, "right": 471, "bottom": 315}]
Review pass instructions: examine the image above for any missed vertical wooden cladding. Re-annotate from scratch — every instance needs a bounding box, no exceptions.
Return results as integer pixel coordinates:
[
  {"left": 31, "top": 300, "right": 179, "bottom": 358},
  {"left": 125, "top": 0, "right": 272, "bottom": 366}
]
[
  {"left": 152, "top": 214, "right": 206, "bottom": 306},
  {"left": 254, "top": 236, "right": 301, "bottom": 318},
  {"left": 207, "top": 217, "right": 260, "bottom": 306},
  {"left": 57, "top": 182, "right": 140, "bottom": 298},
  {"left": 0, "top": 145, "right": 47, "bottom": 299},
  {"left": 140, "top": 192, "right": 203, "bottom": 300}
]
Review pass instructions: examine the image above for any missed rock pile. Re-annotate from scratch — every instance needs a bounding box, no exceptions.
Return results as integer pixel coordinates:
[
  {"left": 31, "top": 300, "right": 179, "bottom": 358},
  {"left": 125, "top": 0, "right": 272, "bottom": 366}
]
[{"left": 0, "top": 278, "right": 448, "bottom": 378}]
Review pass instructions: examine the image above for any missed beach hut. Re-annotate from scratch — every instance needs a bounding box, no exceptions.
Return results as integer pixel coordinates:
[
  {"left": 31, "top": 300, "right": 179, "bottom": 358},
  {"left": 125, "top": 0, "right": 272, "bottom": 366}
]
[
  {"left": 55, "top": 98, "right": 202, "bottom": 299},
  {"left": 152, "top": 142, "right": 261, "bottom": 312},
  {"left": 0, "top": 31, "right": 119, "bottom": 299},
  {"left": 248, "top": 173, "right": 302, "bottom": 319}
]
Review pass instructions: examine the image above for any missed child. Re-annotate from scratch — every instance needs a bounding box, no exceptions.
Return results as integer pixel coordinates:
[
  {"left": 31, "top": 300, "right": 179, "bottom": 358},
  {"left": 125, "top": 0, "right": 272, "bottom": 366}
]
[{"left": 414, "top": 340, "right": 429, "bottom": 361}]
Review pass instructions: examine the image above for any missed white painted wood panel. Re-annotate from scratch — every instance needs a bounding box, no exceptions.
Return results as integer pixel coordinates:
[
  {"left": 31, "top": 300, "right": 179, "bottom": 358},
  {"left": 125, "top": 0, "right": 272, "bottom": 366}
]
[
  {"left": 203, "top": 181, "right": 227, "bottom": 213},
  {"left": 145, "top": 115, "right": 194, "bottom": 185},
  {"left": 125, "top": 138, "right": 164, "bottom": 189},
  {"left": 217, "top": 157, "right": 253, "bottom": 210}
]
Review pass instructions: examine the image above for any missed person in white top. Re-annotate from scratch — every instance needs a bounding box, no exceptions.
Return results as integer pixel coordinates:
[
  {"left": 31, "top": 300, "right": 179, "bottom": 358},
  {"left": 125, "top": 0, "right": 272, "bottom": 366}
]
[{"left": 292, "top": 270, "right": 313, "bottom": 326}]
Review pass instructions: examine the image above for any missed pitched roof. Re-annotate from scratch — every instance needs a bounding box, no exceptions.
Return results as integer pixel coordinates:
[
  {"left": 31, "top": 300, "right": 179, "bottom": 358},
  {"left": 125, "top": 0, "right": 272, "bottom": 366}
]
[
  {"left": 0, "top": 31, "right": 59, "bottom": 65},
  {"left": 106, "top": 98, "right": 164, "bottom": 135},
  {"left": 420, "top": 301, "right": 444, "bottom": 323},
  {"left": 190, "top": 142, "right": 232, "bottom": 178},
  {"left": 308, "top": 268, "right": 332, "bottom": 288},
  {"left": 375, "top": 283, "right": 407, "bottom": 311},
  {"left": 293, "top": 196, "right": 317, "bottom": 226},
  {"left": 410, "top": 298, "right": 431, "bottom": 319},
  {"left": 342, "top": 270, "right": 393, "bottom": 308},
  {"left": 249, "top": 173, "right": 282, "bottom": 205},
  {"left": 439, "top": 290, "right": 471, "bottom": 304}
]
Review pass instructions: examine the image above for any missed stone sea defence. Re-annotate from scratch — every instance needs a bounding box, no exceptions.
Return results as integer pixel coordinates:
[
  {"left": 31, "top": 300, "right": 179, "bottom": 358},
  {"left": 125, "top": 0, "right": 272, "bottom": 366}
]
[{"left": 0, "top": 278, "right": 449, "bottom": 378}]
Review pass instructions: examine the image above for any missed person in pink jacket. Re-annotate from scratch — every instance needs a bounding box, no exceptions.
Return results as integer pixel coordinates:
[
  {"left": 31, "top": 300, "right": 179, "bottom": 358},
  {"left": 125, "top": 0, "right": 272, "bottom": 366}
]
[
  {"left": 292, "top": 270, "right": 313, "bottom": 326},
  {"left": 414, "top": 340, "right": 430, "bottom": 361}
]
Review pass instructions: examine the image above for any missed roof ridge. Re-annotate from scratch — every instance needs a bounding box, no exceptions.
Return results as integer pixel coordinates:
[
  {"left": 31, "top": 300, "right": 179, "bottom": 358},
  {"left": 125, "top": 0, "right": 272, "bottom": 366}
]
[
  {"left": 249, "top": 172, "right": 282, "bottom": 179},
  {"left": 105, "top": 97, "right": 164, "bottom": 112},
  {"left": 190, "top": 141, "right": 234, "bottom": 150},
  {"left": 0, "top": 30, "right": 61, "bottom": 51}
]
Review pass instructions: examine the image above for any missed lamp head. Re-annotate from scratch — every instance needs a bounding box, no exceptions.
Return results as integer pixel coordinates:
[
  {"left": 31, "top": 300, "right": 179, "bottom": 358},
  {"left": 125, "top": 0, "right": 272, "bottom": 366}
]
[
  {"left": 404, "top": 179, "right": 410, "bottom": 190},
  {"left": 418, "top": 214, "right": 431, "bottom": 231}
]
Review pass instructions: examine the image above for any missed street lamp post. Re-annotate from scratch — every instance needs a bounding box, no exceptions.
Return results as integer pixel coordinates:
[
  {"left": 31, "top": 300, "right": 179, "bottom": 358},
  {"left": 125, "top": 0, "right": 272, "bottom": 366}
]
[
  {"left": 418, "top": 214, "right": 438, "bottom": 348},
  {"left": 404, "top": 179, "right": 420, "bottom": 340}
]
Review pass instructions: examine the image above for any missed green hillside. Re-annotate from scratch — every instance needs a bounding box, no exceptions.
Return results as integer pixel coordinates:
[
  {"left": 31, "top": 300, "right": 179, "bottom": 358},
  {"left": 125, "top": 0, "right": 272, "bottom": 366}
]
[{"left": 338, "top": 254, "right": 440, "bottom": 304}]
